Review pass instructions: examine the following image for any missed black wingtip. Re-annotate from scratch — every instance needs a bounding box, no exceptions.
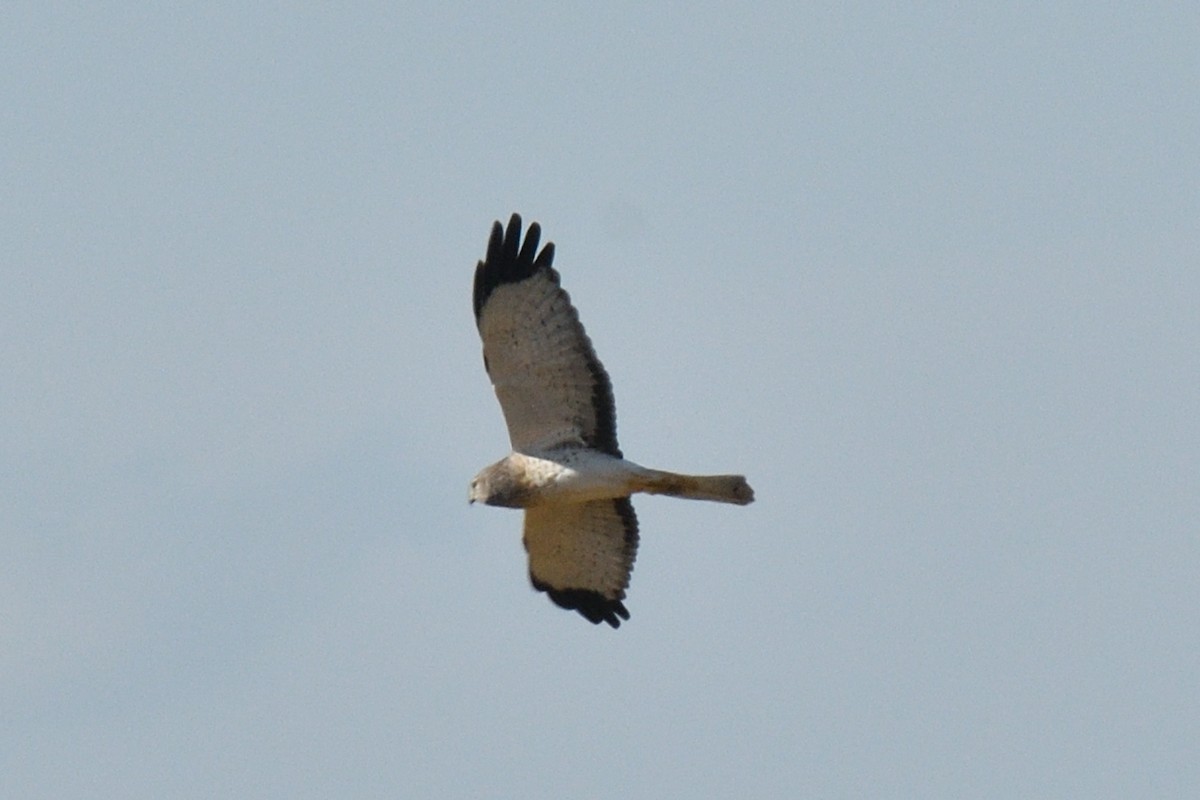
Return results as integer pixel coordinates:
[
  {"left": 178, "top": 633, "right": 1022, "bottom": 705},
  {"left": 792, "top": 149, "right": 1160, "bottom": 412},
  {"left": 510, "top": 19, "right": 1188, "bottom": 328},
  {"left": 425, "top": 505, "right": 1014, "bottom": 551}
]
[
  {"left": 473, "top": 213, "right": 556, "bottom": 323},
  {"left": 531, "top": 580, "right": 631, "bottom": 629}
]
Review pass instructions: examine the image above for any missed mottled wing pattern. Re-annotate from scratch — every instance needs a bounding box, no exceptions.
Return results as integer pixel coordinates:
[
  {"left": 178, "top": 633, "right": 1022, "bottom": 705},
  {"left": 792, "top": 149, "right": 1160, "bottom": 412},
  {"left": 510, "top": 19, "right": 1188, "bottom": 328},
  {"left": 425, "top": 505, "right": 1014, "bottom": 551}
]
[
  {"left": 473, "top": 214, "right": 620, "bottom": 456},
  {"left": 523, "top": 498, "right": 639, "bottom": 628}
]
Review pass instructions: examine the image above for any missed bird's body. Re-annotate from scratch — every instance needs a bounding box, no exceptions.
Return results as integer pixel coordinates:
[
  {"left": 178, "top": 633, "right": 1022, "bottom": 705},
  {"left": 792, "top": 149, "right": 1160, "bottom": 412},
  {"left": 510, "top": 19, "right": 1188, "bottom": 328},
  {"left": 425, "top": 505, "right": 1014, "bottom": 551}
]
[
  {"left": 472, "top": 450, "right": 647, "bottom": 507},
  {"left": 470, "top": 214, "right": 753, "bottom": 627},
  {"left": 471, "top": 449, "right": 753, "bottom": 508}
]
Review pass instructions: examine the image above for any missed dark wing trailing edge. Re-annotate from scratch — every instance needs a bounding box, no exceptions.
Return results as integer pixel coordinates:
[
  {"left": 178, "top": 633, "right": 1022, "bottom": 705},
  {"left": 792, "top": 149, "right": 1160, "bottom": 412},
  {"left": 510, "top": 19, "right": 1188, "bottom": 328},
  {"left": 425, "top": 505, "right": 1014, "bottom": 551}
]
[
  {"left": 472, "top": 214, "right": 621, "bottom": 456},
  {"left": 524, "top": 498, "right": 639, "bottom": 628}
]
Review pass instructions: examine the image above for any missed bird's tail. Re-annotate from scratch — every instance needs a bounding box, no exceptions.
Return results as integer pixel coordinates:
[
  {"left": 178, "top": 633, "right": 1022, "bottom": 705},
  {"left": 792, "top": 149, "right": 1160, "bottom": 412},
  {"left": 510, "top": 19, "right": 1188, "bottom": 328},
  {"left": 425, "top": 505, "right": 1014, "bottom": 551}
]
[{"left": 638, "top": 470, "right": 755, "bottom": 505}]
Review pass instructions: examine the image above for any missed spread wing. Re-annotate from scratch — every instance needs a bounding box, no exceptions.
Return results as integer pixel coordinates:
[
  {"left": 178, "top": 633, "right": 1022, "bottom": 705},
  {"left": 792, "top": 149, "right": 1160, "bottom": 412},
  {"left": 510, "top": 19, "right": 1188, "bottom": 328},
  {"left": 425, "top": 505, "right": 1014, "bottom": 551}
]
[
  {"left": 473, "top": 214, "right": 620, "bottom": 456},
  {"left": 523, "top": 498, "right": 639, "bottom": 628}
]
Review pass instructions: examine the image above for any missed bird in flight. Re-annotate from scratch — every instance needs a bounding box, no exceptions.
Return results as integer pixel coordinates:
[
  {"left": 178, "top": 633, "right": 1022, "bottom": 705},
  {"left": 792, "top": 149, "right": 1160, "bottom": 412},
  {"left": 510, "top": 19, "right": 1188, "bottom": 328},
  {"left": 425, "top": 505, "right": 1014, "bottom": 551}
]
[{"left": 470, "top": 214, "right": 754, "bottom": 627}]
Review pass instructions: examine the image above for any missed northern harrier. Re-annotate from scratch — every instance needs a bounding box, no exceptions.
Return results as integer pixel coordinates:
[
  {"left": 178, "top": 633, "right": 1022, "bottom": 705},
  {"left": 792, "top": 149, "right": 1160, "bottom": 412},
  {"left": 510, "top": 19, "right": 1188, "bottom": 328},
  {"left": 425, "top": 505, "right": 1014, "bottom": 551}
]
[{"left": 470, "top": 214, "right": 754, "bottom": 627}]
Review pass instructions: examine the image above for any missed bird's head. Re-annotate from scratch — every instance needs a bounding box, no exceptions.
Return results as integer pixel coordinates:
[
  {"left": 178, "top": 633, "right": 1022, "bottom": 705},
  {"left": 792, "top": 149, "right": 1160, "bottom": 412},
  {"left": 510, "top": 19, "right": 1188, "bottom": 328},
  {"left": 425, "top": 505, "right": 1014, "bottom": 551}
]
[{"left": 469, "top": 458, "right": 530, "bottom": 508}]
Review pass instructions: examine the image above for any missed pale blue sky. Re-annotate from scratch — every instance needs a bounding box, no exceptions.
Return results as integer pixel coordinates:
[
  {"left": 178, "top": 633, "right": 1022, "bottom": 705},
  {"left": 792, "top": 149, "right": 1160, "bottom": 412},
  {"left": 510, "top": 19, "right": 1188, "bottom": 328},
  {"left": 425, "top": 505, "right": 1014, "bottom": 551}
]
[{"left": 3, "top": 3, "right": 1197, "bottom": 797}]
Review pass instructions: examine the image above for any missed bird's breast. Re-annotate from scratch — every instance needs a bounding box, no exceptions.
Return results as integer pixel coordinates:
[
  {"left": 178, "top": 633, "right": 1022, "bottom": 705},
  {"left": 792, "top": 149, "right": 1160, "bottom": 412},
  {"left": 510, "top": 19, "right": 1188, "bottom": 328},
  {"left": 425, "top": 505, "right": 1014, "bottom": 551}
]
[{"left": 510, "top": 450, "right": 640, "bottom": 504}]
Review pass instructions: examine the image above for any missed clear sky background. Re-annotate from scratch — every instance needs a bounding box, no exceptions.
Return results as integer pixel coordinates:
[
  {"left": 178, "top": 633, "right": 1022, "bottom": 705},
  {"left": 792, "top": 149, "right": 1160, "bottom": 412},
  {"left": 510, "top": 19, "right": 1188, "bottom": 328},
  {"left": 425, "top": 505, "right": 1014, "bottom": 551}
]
[{"left": 3, "top": 3, "right": 1197, "bottom": 798}]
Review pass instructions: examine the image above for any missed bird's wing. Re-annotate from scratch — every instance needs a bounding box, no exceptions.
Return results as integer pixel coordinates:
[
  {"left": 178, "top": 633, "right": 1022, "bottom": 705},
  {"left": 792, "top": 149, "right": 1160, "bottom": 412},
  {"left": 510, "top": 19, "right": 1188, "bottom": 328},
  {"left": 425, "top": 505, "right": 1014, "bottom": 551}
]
[
  {"left": 523, "top": 498, "right": 638, "bottom": 628},
  {"left": 473, "top": 214, "right": 620, "bottom": 456}
]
